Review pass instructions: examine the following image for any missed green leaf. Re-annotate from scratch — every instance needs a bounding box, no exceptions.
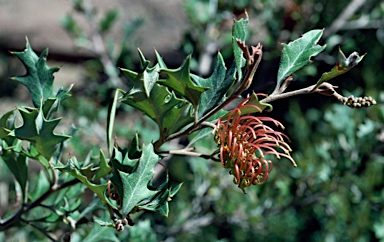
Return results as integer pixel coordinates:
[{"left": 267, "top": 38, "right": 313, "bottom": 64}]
[
  {"left": 119, "top": 143, "right": 159, "bottom": 216},
  {"left": 161, "top": 101, "right": 194, "bottom": 136},
  {"left": 312, "top": 48, "right": 365, "bottom": 90},
  {"left": 192, "top": 53, "right": 235, "bottom": 118},
  {"left": 121, "top": 58, "right": 194, "bottom": 138},
  {"left": 276, "top": 29, "right": 326, "bottom": 92},
  {"left": 11, "top": 39, "right": 60, "bottom": 107},
  {"left": 0, "top": 110, "right": 16, "bottom": 140},
  {"left": 0, "top": 150, "right": 28, "bottom": 197},
  {"left": 109, "top": 146, "right": 139, "bottom": 204},
  {"left": 57, "top": 157, "right": 110, "bottom": 208},
  {"left": 155, "top": 49, "right": 167, "bottom": 69},
  {"left": 127, "top": 133, "right": 141, "bottom": 159},
  {"left": 240, "top": 92, "right": 273, "bottom": 113},
  {"left": 159, "top": 55, "right": 207, "bottom": 107},
  {"left": 107, "top": 89, "right": 119, "bottom": 156},
  {"left": 138, "top": 173, "right": 182, "bottom": 217},
  {"left": 12, "top": 107, "right": 70, "bottom": 159},
  {"left": 232, "top": 13, "right": 249, "bottom": 81},
  {"left": 94, "top": 149, "right": 112, "bottom": 180}
]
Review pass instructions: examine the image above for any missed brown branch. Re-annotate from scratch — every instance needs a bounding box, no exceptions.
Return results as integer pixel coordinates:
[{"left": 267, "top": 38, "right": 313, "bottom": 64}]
[
  {"left": 261, "top": 84, "right": 316, "bottom": 103},
  {"left": 158, "top": 148, "right": 219, "bottom": 161}
]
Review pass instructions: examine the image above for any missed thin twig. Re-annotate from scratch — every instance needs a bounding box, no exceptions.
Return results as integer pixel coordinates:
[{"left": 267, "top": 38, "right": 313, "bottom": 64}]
[
  {"left": 0, "top": 179, "right": 79, "bottom": 231},
  {"left": 158, "top": 149, "right": 219, "bottom": 161},
  {"left": 20, "top": 218, "right": 57, "bottom": 242},
  {"left": 261, "top": 84, "right": 316, "bottom": 103}
]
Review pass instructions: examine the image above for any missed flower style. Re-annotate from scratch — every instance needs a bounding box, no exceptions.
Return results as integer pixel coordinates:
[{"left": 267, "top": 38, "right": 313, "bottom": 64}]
[{"left": 215, "top": 94, "right": 297, "bottom": 193}]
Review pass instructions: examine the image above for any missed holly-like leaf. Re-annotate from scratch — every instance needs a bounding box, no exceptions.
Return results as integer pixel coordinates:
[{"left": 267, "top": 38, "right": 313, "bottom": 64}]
[
  {"left": 0, "top": 110, "right": 16, "bottom": 140},
  {"left": 192, "top": 52, "right": 235, "bottom": 118},
  {"left": 311, "top": 48, "right": 365, "bottom": 91},
  {"left": 94, "top": 149, "right": 112, "bottom": 180},
  {"left": 119, "top": 143, "right": 159, "bottom": 216},
  {"left": 11, "top": 38, "right": 59, "bottom": 108},
  {"left": 109, "top": 146, "right": 139, "bottom": 200},
  {"left": 158, "top": 55, "right": 207, "bottom": 108},
  {"left": 276, "top": 29, "right": 326, "bottom": 93},
  {"left": 137, "top": 173, "right": 182, "bottom": 217},
  {"left": 232, "top": 13, "right": 249, "bottom": 81},
  {"left": 11, "top": 106, "right": 70, "bottom": 159},
  {"left": 127, "top": 133, "right": 141, "bottom": 159},
  {"left": 120, "top": 53, "right": 194, "bottom": 138}
]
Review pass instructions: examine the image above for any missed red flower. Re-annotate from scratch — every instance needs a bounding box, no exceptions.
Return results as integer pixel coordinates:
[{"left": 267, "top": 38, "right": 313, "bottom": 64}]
[{"left": 215, "top": 95, "right": 297, "bottom": 193}]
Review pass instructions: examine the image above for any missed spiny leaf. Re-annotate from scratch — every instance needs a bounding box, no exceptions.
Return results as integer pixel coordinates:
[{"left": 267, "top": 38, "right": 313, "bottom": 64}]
[
  {"left": 0, "top": 110, "right": 16, "bottom": 140},
  {"left": 11, "top": 106, "right": 70, "bottom": 159},
  {"left": 276, "top": 29, "right": 326, "bottom": 93},
  {"left": 95, "top": 149, "right": 112, "bottom": 180},
  {"left": 192, "top": 52, "right": 235, "bottom": 118},
  {"left": 158, "top": 55, "right": 208, "bottom": 108},
  {"left": 311, "top": 48, "right": 365, "bottom": 91},
  {"left": 11, "top": 38, "right": 59, "bottom": 108},
  {"left": 232, "top": 13, "right": 249, "bottom": 81},
  {"left": 119, "top": 143, "right": 159, "bottom": 216},
  {"left": 109, "top": 146, "right": 139, "bottom": 196},
  {"left": 120, "top": 53, "right": 194, "bottom": 138},
  {"left": 137, "top": 173, "right": 182, "bottom": 217}
]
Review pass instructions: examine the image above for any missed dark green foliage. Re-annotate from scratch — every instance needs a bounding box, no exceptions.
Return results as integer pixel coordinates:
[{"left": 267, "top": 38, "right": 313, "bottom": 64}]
[{"left": 1, "top": 1, "right": 383, "bottom": 241}]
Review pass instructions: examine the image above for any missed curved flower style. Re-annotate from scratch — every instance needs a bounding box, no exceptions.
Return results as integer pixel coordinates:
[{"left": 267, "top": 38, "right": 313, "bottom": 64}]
[{"left": 215, "top": 95, "right": 297, "bottom": 193}]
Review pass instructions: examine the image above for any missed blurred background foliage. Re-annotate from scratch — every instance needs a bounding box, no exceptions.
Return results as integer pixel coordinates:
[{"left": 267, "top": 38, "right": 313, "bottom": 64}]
[{"left": 1, "top": 0, "right": 384, "bottom": 241}]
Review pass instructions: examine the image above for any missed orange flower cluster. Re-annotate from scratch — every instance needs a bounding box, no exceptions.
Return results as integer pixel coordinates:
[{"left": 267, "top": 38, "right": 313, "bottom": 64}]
[{"left": 215, "top": 95, "right": 296, "bottom": 193}]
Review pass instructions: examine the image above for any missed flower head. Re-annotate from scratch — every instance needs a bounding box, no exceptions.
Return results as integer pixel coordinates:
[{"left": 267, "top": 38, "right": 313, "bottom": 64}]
[{"left": 215, "top": 94, "right": 296, "bottom": 193}]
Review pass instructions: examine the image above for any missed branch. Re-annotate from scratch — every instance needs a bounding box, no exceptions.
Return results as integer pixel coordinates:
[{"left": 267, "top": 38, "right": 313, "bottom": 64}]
[
  {"left": 261, "top": 82, "right": 377, "bottom": 108},
  {"left": 0, "top": 179, "right": 79, "bottom": 231},
  {"left": 260, "top": 84, "right": 318, "bottom": 103},
  {"left": 157, "top": 147, "right": 219, "bottom": 161},
  {"left": 20, "top": 218, "right": 58, "bottom": 242},
  {"left": 154, "top": 42, "right": 263, "bottom": 149}
]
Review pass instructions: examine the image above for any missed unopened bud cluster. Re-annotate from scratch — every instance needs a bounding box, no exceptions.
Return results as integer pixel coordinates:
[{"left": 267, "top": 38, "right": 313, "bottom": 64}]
[{"left": 341, "top": 95, "right": 376, "bottom": 108}]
